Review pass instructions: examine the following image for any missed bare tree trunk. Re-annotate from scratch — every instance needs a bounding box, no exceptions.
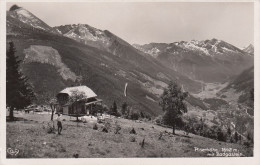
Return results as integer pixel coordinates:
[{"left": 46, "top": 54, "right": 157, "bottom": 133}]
[
  {"left": 141, "top": 138, "right": 145, "bottom": 148},
  {"left": 50, "top": 105, "right": 55, "bottom": 121},
  {"left": 52, "top": 120, "right": 55, "bottom": 130},
  {"left": 51, "top": 110, "right": 54, "bottom": 121},
  {"left": 172, "top": 120, "right": 176, "bottom": 135},
  {"left": 172, "top": 125, "right": 176, "bottom": 135},
  {"left": 9, "top": 107, "right": 14, "bottom": 121}
]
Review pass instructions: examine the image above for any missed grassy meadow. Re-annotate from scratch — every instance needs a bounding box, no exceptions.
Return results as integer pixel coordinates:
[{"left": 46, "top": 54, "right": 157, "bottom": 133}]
[{"left": 6, "top": 111, "right": 253, "bottom": 158}]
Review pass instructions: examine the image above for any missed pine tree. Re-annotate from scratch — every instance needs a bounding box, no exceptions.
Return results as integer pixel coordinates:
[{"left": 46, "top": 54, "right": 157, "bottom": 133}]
[
  {"left": 140, "top": 111, "right": 145, "bottom": 118},
  {"left": 227, "top": 126, "right": 232, "bottom": 142},
  {"left": 6, "top": 42, "right": 35, "bottom": 121},
  {"left": 227, "top": 127, "right": 231, "bottom": 136},
  {"left": 250, "top": 88, "right": 254, "bottom": 101},
  {"left": 159, "top": 81, "right": 188, "bottom": 134},
  {"left": 234, "top": 132, "right": 238, "bottom": 143},
  {"left": 247, "top": 132, "right": 251, "bottom": 141},
  {"left": 110, "top": 101, "right": 119, "bottom": 117},
  {"left": 121, "top": 102, "right": 127, "bottom": 116},
  {"left": 113, "top": 101, "right": 117, "bottom": 115}
]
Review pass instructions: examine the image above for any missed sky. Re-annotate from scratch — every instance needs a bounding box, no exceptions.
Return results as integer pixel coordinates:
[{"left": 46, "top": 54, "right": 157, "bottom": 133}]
[{"left": 7, "top": 2, "right": 254, "bottom": 48}]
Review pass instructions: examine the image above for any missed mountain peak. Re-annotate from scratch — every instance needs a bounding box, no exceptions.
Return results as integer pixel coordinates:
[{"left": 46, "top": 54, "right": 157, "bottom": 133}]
[
  {"left": 243, "top": 44, "right": 254, "bottom": 55},
  {"left": 15, "top": 8, "right": 34, "bottom": 20},
  {"left": 247, "top": 44, "right": 254, "bottom": 48},
  {"left": 9, "top": 4, "right": 21, "bottom": 11},
  {"left": 7, "top": 5, "right": 60, "bottom": 34}
]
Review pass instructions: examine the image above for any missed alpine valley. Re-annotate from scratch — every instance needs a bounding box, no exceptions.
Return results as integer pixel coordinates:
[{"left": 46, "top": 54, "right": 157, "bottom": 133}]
[{"left": 6, "top": 5, "right": 254, "bottom": 139}]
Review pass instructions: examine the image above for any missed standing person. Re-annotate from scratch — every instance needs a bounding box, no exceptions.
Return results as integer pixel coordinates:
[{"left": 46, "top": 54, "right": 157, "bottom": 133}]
[{"left": 56, "top": 113, "right": 62, "bottom": 135}]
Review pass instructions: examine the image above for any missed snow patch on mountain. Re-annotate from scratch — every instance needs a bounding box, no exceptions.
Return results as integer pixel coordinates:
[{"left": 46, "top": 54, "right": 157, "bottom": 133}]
[
  {"left": 7, "top": 7, "right": 58, "bottom": 34},
  {"left": 135, "top": 38, "right": 247, "bottom": 58},
  {"left": 147, "top": 47, "right": 160, "bottom": 57},
  {"left": 59, "top": 24, "right": 111, "bottom": 48},
  {"left": 16, "top": 9, "right": 32, "bottom": 18},
  {"left": 23, "top": 45, "right": 78, "bottom": 81},
  {"left": 56, "top": 28, "right": 62, "bottom": 34},
  {"left": 181, "top": 41, "right": 210, "bottom": 56},
  {"left": 13, "top": 8, "right": 45, "bottom": 30},
  {"left": 133, "top": 44, "right": 161, "bottom": 58},
  {"left": 222, "top": 47, "right": 235, "bottom": 53}
]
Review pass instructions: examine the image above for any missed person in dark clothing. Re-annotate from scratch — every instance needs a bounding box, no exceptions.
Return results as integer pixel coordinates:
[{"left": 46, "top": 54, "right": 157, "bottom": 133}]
[{"left": 56, "top": 113, "right": 62, "bottom": 135}]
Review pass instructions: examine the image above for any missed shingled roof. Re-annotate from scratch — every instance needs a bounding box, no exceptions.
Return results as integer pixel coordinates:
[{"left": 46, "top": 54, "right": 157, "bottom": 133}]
[{"left": 59, "top": 86, "right": 97, "bottom": 99}]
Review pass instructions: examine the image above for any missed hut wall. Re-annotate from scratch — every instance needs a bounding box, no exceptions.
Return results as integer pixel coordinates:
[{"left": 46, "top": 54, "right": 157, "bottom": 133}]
[
  {"left": 63, "top": 106, "right": 69, "bottom": 115},
  {"left": 69, "top": 101, "right": 86, "bottom": 116}
]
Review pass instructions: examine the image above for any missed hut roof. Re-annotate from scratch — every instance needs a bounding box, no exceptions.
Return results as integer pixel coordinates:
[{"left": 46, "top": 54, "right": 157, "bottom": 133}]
[{"left": 59, "top": 86, "right": 97, "bottom": 99}]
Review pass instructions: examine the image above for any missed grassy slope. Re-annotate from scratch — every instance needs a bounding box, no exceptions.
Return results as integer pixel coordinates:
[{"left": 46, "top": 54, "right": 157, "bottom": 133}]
[
  {"left": 7, "top": 112, "right": 253, "bottom": 158},
  {"left": 221, "top": 67, "right": 254, "bottom": 93},
  {"left": 219, "top": 66, "right": 254, "bottom": 109}
]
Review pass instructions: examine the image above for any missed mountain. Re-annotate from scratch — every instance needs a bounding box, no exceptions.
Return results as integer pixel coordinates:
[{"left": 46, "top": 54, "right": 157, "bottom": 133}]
[
  {"left": 54, "top": 24, "right": 164, "bottom": 64},
  {"left": 243, "top": 44, "right": 254, "bottom": 55},
  {"left": 7, "top": 6, "right": 59, "bottom": 34},
  {"left": 133, "top": 43, "right": 169, "bottom": 58},
  {"left": 6, "top": 5, "right": 206, "bottom": 116},
  {"left": 54, "top": 24, "right": 205, "bottom": 94},
  {"left": 134, "top": 39, "right": 253, "bottom": 83},
  {"left": 218, "top": 66, "right": 254, "bottom": 114},
  {"left": 6, "top": 5, "right": 254, "bottom": 156},
  {"left": 215, "top": 66, "right": 254, "bottom": 138},
  {"left": 54, "top": 24, "right": 112, "bottom": 51}
]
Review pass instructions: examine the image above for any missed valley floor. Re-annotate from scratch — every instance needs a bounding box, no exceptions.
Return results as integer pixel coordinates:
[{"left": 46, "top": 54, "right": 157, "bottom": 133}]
[{"left": 6, "top": 112, "right": 253, "bottom": 158}]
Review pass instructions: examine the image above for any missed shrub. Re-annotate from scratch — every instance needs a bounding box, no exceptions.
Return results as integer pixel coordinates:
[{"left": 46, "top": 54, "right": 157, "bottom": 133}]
[
  {"left": 243, "top": 141, "right": 251, "bottom": 147},
  {"left": 130, "top": 136, "right": 136, "bottom": 142},
  {"left": 109, "top": 101, "right": 121, "bottom": 117},
  {"left": 184, "top": 124, "right": 190, "bottom": 135},
  {"left": 73, "top": 153, "right": 79, "bottom": 158},
  {"left": 217, "top": 127, "right": 227, "bottom": 142},
  {"left": 46, "top": 122, "right": 55, "bottom": 134},
  {"left": 93, "top": 124, "right": 98, "bottom": 130},
  {"left": 154, "top": 115, "right": 163, "bottom": 125},
  {"left": 102, "top": 127, "right": 108, "bottom": 133},
  {"left": 158, "top": 132, "right": 163, "bottom": 140},
  {"left": 130, "top": 111, "right": 140, "bottom": 120},
  {"left": 130, "top": 128, "right": 136, "bottom": 134},
  {"left": 114, "top": 122, "right": 121, "bottom": 134},
  {"left": 104, "top": 121, "right": 111, "bottom": 130}
]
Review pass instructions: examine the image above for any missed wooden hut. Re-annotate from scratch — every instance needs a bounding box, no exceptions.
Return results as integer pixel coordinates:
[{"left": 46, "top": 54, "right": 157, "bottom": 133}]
[{"left": 56, "top": 86, "right": 102, "bottom": 117}]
